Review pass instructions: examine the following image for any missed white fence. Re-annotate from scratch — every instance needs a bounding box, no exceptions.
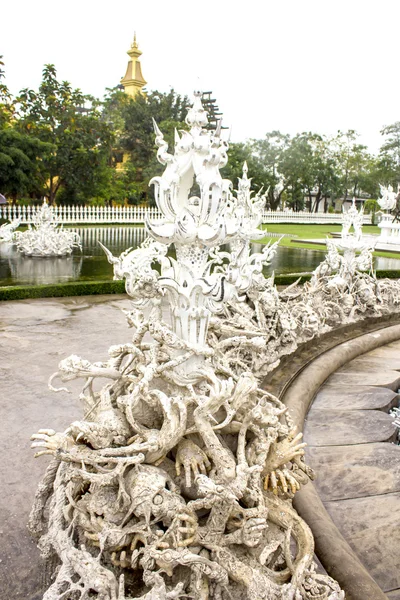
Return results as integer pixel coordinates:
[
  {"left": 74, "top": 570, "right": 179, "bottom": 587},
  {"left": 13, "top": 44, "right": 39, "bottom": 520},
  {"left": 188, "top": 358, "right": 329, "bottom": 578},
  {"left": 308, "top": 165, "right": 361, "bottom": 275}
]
[{"left": 0, "top": 205, "right": 372, "bottom": 225}]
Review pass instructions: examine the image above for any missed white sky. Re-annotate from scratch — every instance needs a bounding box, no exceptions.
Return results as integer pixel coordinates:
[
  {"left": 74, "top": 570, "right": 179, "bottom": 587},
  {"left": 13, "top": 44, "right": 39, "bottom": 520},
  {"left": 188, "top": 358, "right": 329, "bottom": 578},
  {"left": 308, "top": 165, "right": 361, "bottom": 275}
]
[{"left": 1, "top": 0, "right": 399, "bottom": 154}]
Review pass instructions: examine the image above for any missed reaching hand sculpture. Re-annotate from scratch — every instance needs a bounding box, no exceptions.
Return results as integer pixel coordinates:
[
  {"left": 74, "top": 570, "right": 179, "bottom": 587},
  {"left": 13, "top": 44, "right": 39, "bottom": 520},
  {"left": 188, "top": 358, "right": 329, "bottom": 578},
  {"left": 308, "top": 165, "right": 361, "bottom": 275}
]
[
  {"left": 30, "top": 93, "right": 343, "bottom": 600},
  {"left": 14, "top": 200, "right": 81, "bottom": 256}
]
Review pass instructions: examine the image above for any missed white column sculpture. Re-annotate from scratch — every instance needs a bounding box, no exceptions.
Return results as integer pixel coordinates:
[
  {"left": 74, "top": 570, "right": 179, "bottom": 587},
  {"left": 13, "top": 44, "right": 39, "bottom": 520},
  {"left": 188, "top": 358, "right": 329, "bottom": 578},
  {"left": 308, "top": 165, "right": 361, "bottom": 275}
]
[
  {"left": 377, "top": 184, "right": 400, "bottom": 244},
  {"left": 29, "top": 93, "right": 343, "bottom": 600}
]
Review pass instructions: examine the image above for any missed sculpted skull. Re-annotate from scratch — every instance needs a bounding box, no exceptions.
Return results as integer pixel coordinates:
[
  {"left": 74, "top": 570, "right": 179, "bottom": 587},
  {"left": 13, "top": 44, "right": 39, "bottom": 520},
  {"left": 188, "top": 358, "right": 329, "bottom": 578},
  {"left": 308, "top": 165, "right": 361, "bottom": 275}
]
[{"left": 125, "top": 465, "right": 187, "bottom": 525}]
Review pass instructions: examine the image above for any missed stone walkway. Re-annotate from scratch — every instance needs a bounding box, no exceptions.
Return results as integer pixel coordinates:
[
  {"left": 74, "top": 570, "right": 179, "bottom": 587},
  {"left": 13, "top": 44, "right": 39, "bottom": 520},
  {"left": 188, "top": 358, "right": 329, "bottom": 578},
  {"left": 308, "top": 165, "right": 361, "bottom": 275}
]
[
  {"left": 304, "top": 343, "right": 400, "bottom": 598},
  {"left": 0, "top": 295, "right": 132, "bottom": 600},
  {"left": 2, "top": 295, "right": 400, "bottom": 599}
]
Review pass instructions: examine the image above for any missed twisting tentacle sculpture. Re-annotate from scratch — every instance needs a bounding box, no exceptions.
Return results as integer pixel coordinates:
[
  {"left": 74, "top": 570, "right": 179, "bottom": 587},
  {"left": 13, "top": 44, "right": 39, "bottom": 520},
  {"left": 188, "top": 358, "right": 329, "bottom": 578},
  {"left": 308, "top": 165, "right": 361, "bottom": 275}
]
[
  {"left": 210, "top": 197, "right": 400, "bottom": 378},
  {"left": 30, "top": 93, "right": 343, "bottom": 599}
]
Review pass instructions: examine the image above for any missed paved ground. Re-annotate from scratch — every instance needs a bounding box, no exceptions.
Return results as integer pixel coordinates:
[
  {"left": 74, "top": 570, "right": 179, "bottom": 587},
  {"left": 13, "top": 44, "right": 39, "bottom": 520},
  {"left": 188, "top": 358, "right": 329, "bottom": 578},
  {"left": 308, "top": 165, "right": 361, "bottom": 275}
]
[
  {"left": 2, "top": 295, "right": 400, "bottom": 599},
  {"left": 0, "top": 295, "right": 132, "bottom": 600},
  {"left": 304, "top": 343, "right": 400, "bottom": 597}
]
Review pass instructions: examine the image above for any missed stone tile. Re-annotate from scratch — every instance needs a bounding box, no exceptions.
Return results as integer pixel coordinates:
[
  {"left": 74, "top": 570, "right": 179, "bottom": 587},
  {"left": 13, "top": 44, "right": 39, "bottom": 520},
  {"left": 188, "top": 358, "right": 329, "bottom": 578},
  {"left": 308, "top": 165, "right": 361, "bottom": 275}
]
[
  {"left": 312, "top": 386, "right": 399, "bottom": 411},
  {"left": 342, "top": 355, "right": 400, "bottom": 372},
  {"left": 364, "top": 345, "right": 400, "bottom": 359},
  {"left": 323, "top": 370, "right": 400, "bottom": 391},
  {"left": 306, "top": 443, "right": 400, "bottom": 500},
  {"left": 387, "top": 590, "right": 400, "bottom": 599},
  {"left": 385, "top": 340, "right": 400, "bottom": 351},
  {"left": 304, "top": 409, "right": 397, "bottom": 446},
  {"left": 325, "top": 493, "right": 400, "bottom": 592}
]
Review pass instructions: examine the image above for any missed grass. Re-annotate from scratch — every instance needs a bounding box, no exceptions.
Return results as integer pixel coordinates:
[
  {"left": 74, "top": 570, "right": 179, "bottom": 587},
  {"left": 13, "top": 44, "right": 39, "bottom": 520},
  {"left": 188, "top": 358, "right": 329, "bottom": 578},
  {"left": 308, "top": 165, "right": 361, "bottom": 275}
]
[
  {"left": 0, "top": 280, "right": 126, "bottom": 301},
  {"left": 258, "top": 223, "right": 400, "bottom": 259}
]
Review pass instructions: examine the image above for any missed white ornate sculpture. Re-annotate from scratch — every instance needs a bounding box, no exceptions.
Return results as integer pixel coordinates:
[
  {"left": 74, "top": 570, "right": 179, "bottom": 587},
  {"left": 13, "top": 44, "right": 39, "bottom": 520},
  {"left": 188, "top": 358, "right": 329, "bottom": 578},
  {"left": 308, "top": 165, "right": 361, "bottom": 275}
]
[
  {"left": 30, "top": 94, "right": 343, "bottom": 600},
  {"left": 378, "top": 184, "right": 398, "bottom": 211},
  {"left": 329, "top": 199, "right": 375, "bottom": 278},
  {"left": 14, "top": 200, "right": 81, "bottom": 256},
  {"left": 377, "top": 184, "right": 400, "bottom": 245},
  {"left": 210, "top": 196, "right": 400, "bottom": 378},
  {"left": 0, "top": 218, "right": 20, "bottom": 243}
]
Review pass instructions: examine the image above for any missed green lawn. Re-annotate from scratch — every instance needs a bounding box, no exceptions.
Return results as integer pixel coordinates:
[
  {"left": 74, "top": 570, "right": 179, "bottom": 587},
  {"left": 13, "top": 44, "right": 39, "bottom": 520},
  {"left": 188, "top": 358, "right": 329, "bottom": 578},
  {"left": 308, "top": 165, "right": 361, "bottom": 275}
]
[{"left": 257, "top": 223, "right": 400, "bottom": 259}]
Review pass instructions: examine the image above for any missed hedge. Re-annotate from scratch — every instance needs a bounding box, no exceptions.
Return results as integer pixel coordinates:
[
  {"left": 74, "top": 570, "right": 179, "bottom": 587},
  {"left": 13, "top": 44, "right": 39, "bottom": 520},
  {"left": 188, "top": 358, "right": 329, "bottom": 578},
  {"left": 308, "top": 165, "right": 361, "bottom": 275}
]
[
  {"left": 1, "top": 270, "right": 400, "bottom": 301},
  {"left": 0, "top": 280, "right": 125, "bottom": 301}
]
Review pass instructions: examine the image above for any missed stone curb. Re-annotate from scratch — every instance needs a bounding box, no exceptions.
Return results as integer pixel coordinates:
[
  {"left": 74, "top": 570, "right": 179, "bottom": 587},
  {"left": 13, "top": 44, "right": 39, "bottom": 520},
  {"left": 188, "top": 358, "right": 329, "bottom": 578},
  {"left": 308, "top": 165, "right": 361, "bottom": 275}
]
[{"left": 281, "top": 323, "right": 400, "bottom": 600}]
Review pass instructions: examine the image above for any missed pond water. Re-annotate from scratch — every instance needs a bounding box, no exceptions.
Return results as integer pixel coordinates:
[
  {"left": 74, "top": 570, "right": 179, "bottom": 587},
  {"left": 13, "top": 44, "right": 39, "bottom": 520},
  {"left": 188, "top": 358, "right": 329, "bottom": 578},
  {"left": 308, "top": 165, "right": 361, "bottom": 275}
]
[{"left": 1, "top": 225, "right": 400, "bottom": 287}]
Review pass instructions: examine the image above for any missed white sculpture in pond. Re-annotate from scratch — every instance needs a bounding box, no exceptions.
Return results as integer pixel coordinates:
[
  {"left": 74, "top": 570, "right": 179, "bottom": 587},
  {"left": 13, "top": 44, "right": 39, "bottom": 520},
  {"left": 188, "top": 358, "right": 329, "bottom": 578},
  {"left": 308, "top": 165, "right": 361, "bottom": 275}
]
[
  {"left": 0, "top": 218, "right": 20, "bottom": 243},
  {"left": 13, "top": 200, "right": 81, "bottom": 256},
  {"left": 30, "top": 93, "right": 343, "bottom": 600}
]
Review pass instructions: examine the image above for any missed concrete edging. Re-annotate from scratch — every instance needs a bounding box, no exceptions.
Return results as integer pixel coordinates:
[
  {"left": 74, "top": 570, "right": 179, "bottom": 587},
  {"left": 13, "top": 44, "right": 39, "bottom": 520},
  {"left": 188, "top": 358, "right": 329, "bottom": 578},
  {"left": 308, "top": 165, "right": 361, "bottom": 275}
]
[{"left": 282, "top": 324, "right": 400, "bottom": 600}]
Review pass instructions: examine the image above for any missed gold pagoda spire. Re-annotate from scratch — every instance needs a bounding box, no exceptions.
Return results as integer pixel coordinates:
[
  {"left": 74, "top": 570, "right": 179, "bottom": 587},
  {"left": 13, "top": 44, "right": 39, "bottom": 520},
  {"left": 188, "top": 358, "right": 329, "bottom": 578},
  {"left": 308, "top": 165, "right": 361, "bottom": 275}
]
[{"left": 121, "top": 33, "right": 147, "bottom": 98}]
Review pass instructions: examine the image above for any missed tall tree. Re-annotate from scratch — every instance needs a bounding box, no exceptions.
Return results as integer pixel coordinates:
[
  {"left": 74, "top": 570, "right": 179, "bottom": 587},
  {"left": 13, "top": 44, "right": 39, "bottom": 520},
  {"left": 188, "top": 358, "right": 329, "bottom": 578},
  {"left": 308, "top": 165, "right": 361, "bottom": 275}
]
[
  {"left": 221, "top": 142, "right": 266, "bottom": 193},
  {"left": 16, "top": 65, "right": 114, "bottom": 204},
  {"left": 0, "top": 55, "right": 14, "bottom": 127},
  {"left": 331, "top": 130, "right": 373, "bottom": 202},
  {"left": 0, "top": 57, "right": 50, "bottom": 202},
  {"left": 378, "top": 121, "right": 400, "bottom": 186},
  {"left": 249, "top": 132, "right": 291, "bottom": 209},
  {"left": 0, "top": 128, "right": 50, "bottom": 202},
  {"left": 287, "top": 134, "right": 340, "bottom": 212},
  {"left": 103, "top": 88, "right": 191, "bottom": 203}
]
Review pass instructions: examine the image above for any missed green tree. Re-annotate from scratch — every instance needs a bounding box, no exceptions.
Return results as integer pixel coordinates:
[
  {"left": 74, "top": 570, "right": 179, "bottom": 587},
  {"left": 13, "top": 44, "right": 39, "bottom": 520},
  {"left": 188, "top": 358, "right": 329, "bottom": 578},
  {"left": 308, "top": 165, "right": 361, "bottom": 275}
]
[
  {"left": 288, "top": 134, "right": 340, "bottom": 212},
  {"left": 378, "top": 122, "right": 400, "bottom": 186},
  {"left": 249, "top": 131, "right": 291, "bottom": 209},
  {"left": 221, "top": 142, "right": 266, "bottom": 193},
  {"left": 103, "top": 88, "right": 190, "bottom": 203},
  {"left": 0, "top": 57, "right": 51, "bottom": 202},
  {"left": 0, "top": 128, "right": 50, "bottom": 202},
  {"left": 332, "top": 130, "right": 375, "bottom": 201},
  {"left": 0, "top": 55, "right": 15, "bottom": 127},
  {"left": 16, "top": 65, "right": 114, "bottom": 204}
]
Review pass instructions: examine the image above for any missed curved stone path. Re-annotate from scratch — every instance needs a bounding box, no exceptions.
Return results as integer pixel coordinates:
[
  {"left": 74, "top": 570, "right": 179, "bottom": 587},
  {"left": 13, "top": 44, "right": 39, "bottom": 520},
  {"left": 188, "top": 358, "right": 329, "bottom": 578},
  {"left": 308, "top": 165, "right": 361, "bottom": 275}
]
[
  {"left": 304, "top": 343, "right": 400, "bottom": 598},
  {"left": 1, "top": 295, "right": 400, "bottom": 599}
]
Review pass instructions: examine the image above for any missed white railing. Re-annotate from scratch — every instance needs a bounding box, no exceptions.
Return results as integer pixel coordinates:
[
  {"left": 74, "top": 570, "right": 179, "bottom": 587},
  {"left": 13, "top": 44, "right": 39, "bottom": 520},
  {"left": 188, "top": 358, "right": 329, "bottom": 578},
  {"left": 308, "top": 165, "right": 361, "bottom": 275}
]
[
  {"left": 262, "top": 211, "right": 372, "bottom": 224},
  {"left": 0, "top": 205, "right": 372, "bottom": 225}
]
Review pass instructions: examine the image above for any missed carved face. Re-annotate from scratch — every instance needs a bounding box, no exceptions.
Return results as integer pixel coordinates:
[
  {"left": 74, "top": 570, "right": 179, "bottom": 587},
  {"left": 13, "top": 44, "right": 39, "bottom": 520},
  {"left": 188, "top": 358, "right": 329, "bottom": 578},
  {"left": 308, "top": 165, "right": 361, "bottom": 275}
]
[
  {"left": 84, "top": 482, "right": 127, "bottom": 525},
  {"left": 125, "top": 465, "right": 186, "bottom": 525}
]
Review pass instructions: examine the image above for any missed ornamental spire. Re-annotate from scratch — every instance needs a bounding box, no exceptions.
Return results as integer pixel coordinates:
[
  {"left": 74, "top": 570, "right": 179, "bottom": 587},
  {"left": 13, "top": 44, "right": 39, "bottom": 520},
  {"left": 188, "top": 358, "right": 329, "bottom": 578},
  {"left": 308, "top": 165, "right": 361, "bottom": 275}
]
[{"left": 121, "top": 33, "right": 147, "bottom": 97}]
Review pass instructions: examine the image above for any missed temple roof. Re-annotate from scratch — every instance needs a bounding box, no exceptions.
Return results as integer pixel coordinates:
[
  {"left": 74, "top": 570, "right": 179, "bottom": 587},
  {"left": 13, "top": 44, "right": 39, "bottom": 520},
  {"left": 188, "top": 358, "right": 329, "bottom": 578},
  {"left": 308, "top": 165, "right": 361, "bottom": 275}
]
[{"left": 121, "top": 34, "right": 147, "bottom": 93}]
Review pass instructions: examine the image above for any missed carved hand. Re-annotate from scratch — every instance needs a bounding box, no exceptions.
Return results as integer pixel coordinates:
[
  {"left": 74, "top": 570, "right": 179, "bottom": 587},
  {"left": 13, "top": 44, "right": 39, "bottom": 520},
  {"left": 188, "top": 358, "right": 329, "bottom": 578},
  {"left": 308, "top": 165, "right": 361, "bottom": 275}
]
[
  {"left": 264, "top": 431, "right": 306, "bottom": 473},
  {"left": 31, "top": 429, "right": 75, "bottom": 457},
  {"left": 241, "top": 516, "right": 267, "bottom": 547},
  {"left": 175, "top": 439, "right": 211, "bottom": 488}
]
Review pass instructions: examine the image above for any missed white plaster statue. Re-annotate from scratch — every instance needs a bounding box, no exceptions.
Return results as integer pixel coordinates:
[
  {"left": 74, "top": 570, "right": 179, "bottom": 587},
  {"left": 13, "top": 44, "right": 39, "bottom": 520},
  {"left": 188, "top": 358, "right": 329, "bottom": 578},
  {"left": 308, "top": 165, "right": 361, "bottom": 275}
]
[
  {"left": 378, "top": 184, "right": 398, "bottom": 211},
  {"left": 14, "top": 200, "right": 81, "bottom": 256},
  {"left": 209, "top": 195, "right": 400, "bottom": 379},
  {"left": 0, "top": 218, "right": 20, "bottom": 243},
  {"left": 30, "top": 94, "right": 343, "bottom": 600}
]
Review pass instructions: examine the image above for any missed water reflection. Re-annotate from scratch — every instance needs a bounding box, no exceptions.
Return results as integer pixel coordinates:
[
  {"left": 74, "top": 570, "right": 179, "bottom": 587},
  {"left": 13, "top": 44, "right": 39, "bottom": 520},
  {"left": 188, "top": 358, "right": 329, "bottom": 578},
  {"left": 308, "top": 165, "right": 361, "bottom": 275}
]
[
  {"left": 75, "top": 226, "right": 148, "bottom": 256},
  {"left": 1, "top": 226, "right": 400, "bottom": 287},
  {"left": 1, "top": 243, "right": 83, "bottom": 285}
]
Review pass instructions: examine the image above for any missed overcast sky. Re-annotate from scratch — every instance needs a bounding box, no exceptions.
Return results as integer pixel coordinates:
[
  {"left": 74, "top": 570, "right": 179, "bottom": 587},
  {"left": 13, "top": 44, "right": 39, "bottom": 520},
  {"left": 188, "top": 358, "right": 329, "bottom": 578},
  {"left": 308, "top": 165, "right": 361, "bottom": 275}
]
[{"left": 1, "top": 0, "right": 399, "bottom": 153}]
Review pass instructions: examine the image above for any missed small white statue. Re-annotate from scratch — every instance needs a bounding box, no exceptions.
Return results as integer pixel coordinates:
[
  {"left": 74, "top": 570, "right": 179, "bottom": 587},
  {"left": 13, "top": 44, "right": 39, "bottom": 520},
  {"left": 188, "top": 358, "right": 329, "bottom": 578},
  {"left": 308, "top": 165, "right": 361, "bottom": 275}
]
[
  {"left": 13, "top": 200, "right": 81, "bottom": 256},
  {"left": 0, "top": 218, "right": 20, "bottom": 243},
  {"left": 378, "top": 184, "right": 398, "bottom": 211}
]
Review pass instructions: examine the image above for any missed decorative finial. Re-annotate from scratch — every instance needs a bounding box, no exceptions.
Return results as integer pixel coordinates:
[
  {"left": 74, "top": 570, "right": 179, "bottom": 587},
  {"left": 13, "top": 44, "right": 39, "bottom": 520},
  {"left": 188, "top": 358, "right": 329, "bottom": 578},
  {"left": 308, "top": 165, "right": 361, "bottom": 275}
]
[{"left": 132, "top": 32, "right": 138, "bottom": 48}]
